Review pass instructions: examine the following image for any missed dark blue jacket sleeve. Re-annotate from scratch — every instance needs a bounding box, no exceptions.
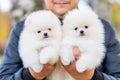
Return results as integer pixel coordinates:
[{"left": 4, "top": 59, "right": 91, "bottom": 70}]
[
  {"left": 92, "top": 19, "right": 120, "bottom": 80},
  {"left": 0, "top": 21, "right": 35, "bottom": 80}
]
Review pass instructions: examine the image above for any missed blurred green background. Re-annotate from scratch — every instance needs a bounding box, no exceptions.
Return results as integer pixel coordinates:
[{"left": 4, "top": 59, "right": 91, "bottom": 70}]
[{"left": 0, "top": 0, "right": 120, "bottom": 62}]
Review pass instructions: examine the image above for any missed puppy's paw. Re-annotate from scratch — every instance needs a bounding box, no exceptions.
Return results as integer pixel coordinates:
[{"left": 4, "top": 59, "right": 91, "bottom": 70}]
[
  {"left": 32, "top": 64, "right": 43, "bottom": 72},
  {"left": 60, "top": 50, "right": 74, "bottom": 65},
  {"left": 76, "top": 61, "right": 87, "bottom": 72},
  {"left": 61, "top": 58, "right": 70, "bottom": 66},
  {"left": 39, "top": 53, "right": 49, "bottom": 64},
  {"left": 61, "top": 57, "right": 71, "bottom": 66}
]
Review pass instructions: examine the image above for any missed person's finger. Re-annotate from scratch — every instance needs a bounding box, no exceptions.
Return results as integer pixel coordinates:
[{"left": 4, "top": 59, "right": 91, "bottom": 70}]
[
  {"left": 73, "top": 46, "right": 81, "bottom": 60},
  {"left": 43, "top": 63, "right": 55, "bottom": 72},
  {"left": 36, "top": 64, "right": 55, "bottom": 79},
  {"left": 64, "top": 61, "right": 76, "bottom": 71}
]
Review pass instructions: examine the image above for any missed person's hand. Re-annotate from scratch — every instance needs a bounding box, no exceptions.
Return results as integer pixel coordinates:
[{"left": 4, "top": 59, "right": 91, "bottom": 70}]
[
  {"left": 63, "top": 46, "right": 95, "bottom": 80},
  {"left": 28, "top": 47, "right": 55, "bottom": 80},
  {"left": 29, "top": 64, "right": 55, "bottom": 80}
]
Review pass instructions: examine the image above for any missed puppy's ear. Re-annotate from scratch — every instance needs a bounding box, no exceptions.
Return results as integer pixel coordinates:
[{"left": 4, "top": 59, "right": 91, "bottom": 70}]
[{"left": 24, "top": 17, "right": 31, "bottom": 27}]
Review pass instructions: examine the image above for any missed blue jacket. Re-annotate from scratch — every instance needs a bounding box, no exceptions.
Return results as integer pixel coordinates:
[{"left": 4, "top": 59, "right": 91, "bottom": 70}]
[{"left": 0, "top": 19, "right": 120, "bottom": 80}]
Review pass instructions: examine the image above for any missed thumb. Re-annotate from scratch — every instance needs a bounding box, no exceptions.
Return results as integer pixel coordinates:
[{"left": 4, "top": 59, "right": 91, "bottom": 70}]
[{"left": 73, "top": 46, "right": 81, "bottom": 60}]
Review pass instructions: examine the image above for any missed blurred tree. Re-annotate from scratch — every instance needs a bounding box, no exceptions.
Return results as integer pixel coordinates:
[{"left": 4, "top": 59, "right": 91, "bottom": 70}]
[
  {"left": 111, "top": 2, "right": 120, "bottom": 28},
  {"left": 109, "top": 1, "right": 120, "bottom": 39},
  {"left": 89, "top": 0, "right": 111, "bottom": 20},
  {"left": 89, "top": 0, "right": 120, "bottom": 39},
  {"left": 0, "top": 12, "right": 11, "bottom": 54},
  {"left": 11, "top": 0, "right": 44, "bottom": 25},
  {"left": 0, "top": 0, "right": 44, "bottom": 54}
]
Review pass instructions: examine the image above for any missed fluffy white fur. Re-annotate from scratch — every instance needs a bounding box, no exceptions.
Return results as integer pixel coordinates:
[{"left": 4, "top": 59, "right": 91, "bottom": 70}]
[
  {"left": 60, "top": 9, "right": 105, "bottom": 73},
  {"left": 19, "top": 10, "right": 62, "bottom": 73},
  {"left": 19, "top": 9, "right": 105, "bottom": 80},
  {"left": 19, "top": 10, "right": 74, "bottom": 80}
]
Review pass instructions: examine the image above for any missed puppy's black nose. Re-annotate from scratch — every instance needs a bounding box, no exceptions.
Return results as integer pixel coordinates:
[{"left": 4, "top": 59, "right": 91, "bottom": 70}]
[
  {"left": 80, "top": 30, "right": 84, "bottom": 36},
  {"left": 44, "top": 33, "right": 48, "bottom": 38}
]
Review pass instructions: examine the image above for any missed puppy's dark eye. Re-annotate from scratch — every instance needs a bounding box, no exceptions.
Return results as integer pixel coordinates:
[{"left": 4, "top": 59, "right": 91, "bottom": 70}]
[
  {"left": 74, "top": 27, "right": 78, "bottom": 30},
  {"left": 48, "top": 28, "right": 51, "bottom": 31},
  {"left": 85, "top": 26, "right": 88, "bottom": 29},
  {"left": 37, "top": 30, "right": 41, "bottom": 33}
]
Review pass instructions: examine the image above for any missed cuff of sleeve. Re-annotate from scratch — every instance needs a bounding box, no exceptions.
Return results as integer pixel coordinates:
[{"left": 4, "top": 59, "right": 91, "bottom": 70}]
[
  {"left": 91, "top": 69, "right": 104, "bottom": 80},
  {"left": 22, "top": 68, "right": 35, "bottom": 80}
]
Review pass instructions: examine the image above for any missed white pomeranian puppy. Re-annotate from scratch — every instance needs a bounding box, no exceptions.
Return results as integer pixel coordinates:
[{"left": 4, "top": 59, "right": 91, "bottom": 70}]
[
  {"left": 60, "top": 9, "right": 106, "bottom": 73},
  {"left": 19, "top": 10, "right": 62, "bottom": 73}
]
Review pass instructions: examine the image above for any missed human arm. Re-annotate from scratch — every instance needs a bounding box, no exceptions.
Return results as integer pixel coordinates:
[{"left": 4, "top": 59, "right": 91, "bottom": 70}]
[
  {"left": 63, "top": 46, "right": 95, "bottom": 80},
  {"left": 98, "top": 19, "right": 120, "bottom": 80},
  {"left": 0, "top": 21, "right": 35, "bottom": 80}
]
